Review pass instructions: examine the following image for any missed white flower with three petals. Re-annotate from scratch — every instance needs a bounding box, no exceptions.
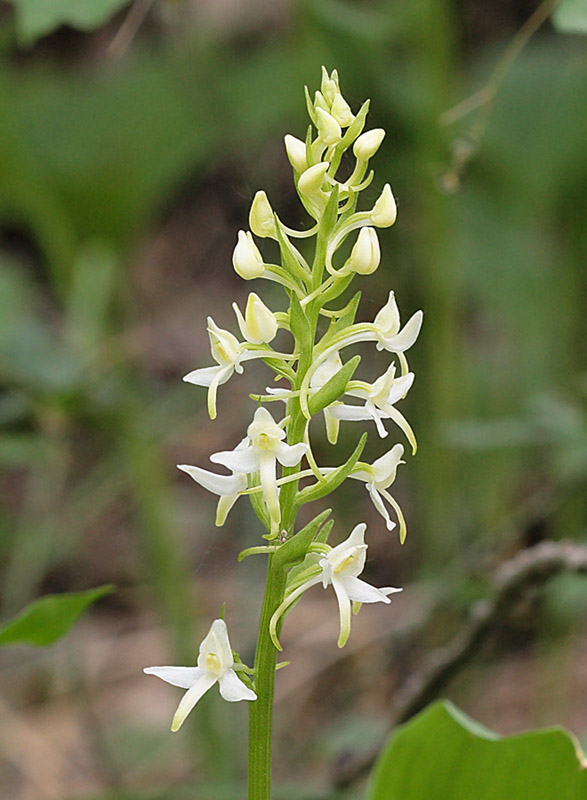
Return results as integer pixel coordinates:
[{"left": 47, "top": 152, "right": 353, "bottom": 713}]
[
  {"left": 211, "top": 407, "right": 308, "bottom": 536},
  {"left": 144, "top": 619, "right": 256, "bottom": 732},
  {"left": 270, "top": 523, "right": 401, "bottom": 649}
]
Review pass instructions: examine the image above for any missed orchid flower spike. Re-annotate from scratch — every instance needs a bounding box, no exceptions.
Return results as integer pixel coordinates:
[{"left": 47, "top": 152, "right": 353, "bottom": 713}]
[
  {"left": 270, "top": 523, "right": 401, "bottom": 650},
  {"left": 144, "top": 619, "right": 256, "bottom": 732},
  {"left": 210, "top": 407, "right": 308, "bottom": 537},
  {"left": 350, "top": 445, "right": 408, "bottom": 540}
]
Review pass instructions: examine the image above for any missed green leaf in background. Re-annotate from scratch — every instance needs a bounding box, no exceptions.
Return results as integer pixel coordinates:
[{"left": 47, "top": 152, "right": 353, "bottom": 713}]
[
  {"left": 0, "top": 585, "right": 115, "bottom": 647},
  {"left": 552, "top": 0, "right": 587, "bottom": 34},
  {"left": 7, "top": 0, "right": 132, "bottom": 45},
  {"left": 368, "top": 701, "right": 587, "bottom": 800}
]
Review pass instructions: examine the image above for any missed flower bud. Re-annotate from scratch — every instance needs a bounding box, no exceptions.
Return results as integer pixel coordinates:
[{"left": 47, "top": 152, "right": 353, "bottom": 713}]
[
  {"left": 284, "top": 134, "right": 308, "bottom": 173},
  {"left": 320, "top": 66, "right": 338, "bottom": 106},
  {"left": 249, "top": 191, "right": 276, "bottom": 238},
  {"left": 369, "top": 183, "right": 397, "bottom": 227},
  {"left": 234, "top": 293, "right": 278, "bottom": 344},
  {"left": 313, "top": 90, "right": 329, "bottom": 113},
  {"left": 353, "top": 128, "right": 385, "bottom": 161},
  {"left": 316, "top": 107, "right": 342, "bottom": 145},
  {"left": 298, "top": 162, "right": 330, "bottom": 197},
  {"left": 232, "top": 230, "right": 265, "bottom": 280},
  {"left": 348, "top": 227, "right": 380, "bottom": 275},
  {"left": 330, "top": 93, "right": 354, "bottom": 127}
]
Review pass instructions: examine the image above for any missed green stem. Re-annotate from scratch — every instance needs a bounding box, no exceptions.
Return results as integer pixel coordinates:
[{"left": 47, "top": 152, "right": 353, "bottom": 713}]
[{"left": 248, "top": 557, "right": 287, "bottom": 800}]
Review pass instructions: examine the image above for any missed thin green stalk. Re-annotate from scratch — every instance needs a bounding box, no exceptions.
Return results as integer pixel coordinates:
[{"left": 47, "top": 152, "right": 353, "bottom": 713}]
[{"left": 248, "top": 557, "right": 287, "bottom": 800}]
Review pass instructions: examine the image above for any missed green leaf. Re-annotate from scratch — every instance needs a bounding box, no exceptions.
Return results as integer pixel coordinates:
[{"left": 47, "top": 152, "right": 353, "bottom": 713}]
[
  {"left": 274, "top": 508, "right": 332, "bottom": 568},
  {"left": 368, "top": 700, "right": 587, "bottom": 800},
  {"left": 294, "top": 433, "right": 367, "bottom": 507},
  {"left": 0, "top": 585, "right": 115, "bottom": 647},
  {"left": 308, "top": 355, "right": 361, "bottom": 416},
  {"left": 552, "top": 0, "right": 587, "bottom": 34},
  {"left": 8, "top": 0, "right": 132, "bottom": 45},
  {"left": 289, "top": 294, "right": 314, "bottom": 354}
]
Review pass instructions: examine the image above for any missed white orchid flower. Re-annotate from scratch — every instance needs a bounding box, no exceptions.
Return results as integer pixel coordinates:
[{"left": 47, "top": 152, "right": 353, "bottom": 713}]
[
  {"left": 177, "top": 439, "right": 249, "bottom": 526},
  {"left": 144, "top": 619, "right": 256, "bottom": 732},
  {"left": 183, "top": 317, "right": 262, "bottom": 420},
  {"left": 270, "top": 523, "right": 401, "bottom": 650},
  {"left": 210, "top": 407, "right": 308, "bottom": 536},
  {"left": 330, "top": 363, "right": 417, "bottom": 452},
  {"left": 349, "top": 444, "right": 407, "bottom": 540}
]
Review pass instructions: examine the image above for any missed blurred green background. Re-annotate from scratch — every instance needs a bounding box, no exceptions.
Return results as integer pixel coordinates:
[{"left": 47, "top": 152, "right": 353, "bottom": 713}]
[{"left": 0, "top": 0, "right": 586, "bottom": 798}]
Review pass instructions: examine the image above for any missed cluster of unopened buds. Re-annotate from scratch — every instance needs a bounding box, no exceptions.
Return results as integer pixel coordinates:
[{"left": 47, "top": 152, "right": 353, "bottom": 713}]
[{"left": 144, "top": 67, "right": 422, "bottom": 733}]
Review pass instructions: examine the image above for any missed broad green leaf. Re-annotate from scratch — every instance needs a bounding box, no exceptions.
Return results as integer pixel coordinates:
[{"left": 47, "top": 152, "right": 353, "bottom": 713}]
[
  {"left": 308, "top": 355, "right": 361, "bottom": 416},
  {"left": 368, "top": 700, "right": 587, "bottom": 800},
  {"left": 0, "top": 585, "right": 115, "bottom": 647},
  {"left": 552, "top": 0, "right": 587, "bottom": 34},
  {"left": 8, "top": 0, "right": 132, "bottom": 45}
]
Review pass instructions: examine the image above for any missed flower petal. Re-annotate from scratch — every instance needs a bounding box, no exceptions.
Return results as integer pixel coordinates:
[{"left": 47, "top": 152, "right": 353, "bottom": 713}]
[
  {"left": 380, "top": 310, "right": 423, "bottom": 353},
  {"left": 178, "top": 465, "right": 247, "bottom": 497},
  {"left": 218, "top": 669, "right": 257, "bottom": 702},
  {"left": 367, "top": 485, "right": 396, "bottom": 531},
  {"left": 341, "top": 575, "right": 393, "bottom": 604},
  {"left": 183, "top": 365, "right": 231, "bottom": 387},
  {"left": 276, "top": 441, "right": 309, "bottom": 467},
  {"left": 143, "top": 666, "right": 202, "bottom": 689},
  {"left": 171, "top": 672, "right": 218, "bottom": 732},
  {"left": 211, "top": 446, "right": 259, "bottom": 473},
  {"left": 331, "top": 577, "right": 352, "bottom": 648}
]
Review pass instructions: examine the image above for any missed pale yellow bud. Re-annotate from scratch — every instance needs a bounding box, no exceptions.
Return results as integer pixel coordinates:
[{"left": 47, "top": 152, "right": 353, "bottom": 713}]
[
  {"left": 234, "top": 293, "right": 278, "bottom": 344},
  {"left": 313, "top": 90, "right": 329, "bottom": 113},
  {"left": 249, "top": 191, "right": 275, "bottom": 238},
  {"left": 330, "top": 93, "right": 354, "bottom": 127},
  {"left": 284, "top": 134, "right": 308, "bottom": 173},
  {"left": 370, "top": 184, "right": 397, "bottom": 227},
  {"left": 348, "top": 227, "right": 380, "bottom": 275},
  {"left": 316, "top": 107, "right": 342, "bottom": 145},
  {"left": 232, "top": 230, "right": 265, "bottom": 280},
  {"left": 320, "top": 66, "right": 338, "bottom": 106},
  {"left": 298, "top": 162, "right": 330, "bottom": 197},
  {"left": 353, "top": 128, "right": 385, "bottom": 161}
]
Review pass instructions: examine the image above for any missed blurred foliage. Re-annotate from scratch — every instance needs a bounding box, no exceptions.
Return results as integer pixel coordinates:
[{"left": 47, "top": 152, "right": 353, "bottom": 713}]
[
  {"left": 553, "top": 0, "right": 587, "bottom": 34},
  {"left": 0, "top": 585, "right": 114, "bottom": 646},
  {"left": 369, "top": 700, "right": 587, "bottom": 799},
  {"left": 6, "top": 0, "right": 132, "bottom": 45},
  {"left": 0, "top": 0, "right": 586, "bottom": 797}
]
